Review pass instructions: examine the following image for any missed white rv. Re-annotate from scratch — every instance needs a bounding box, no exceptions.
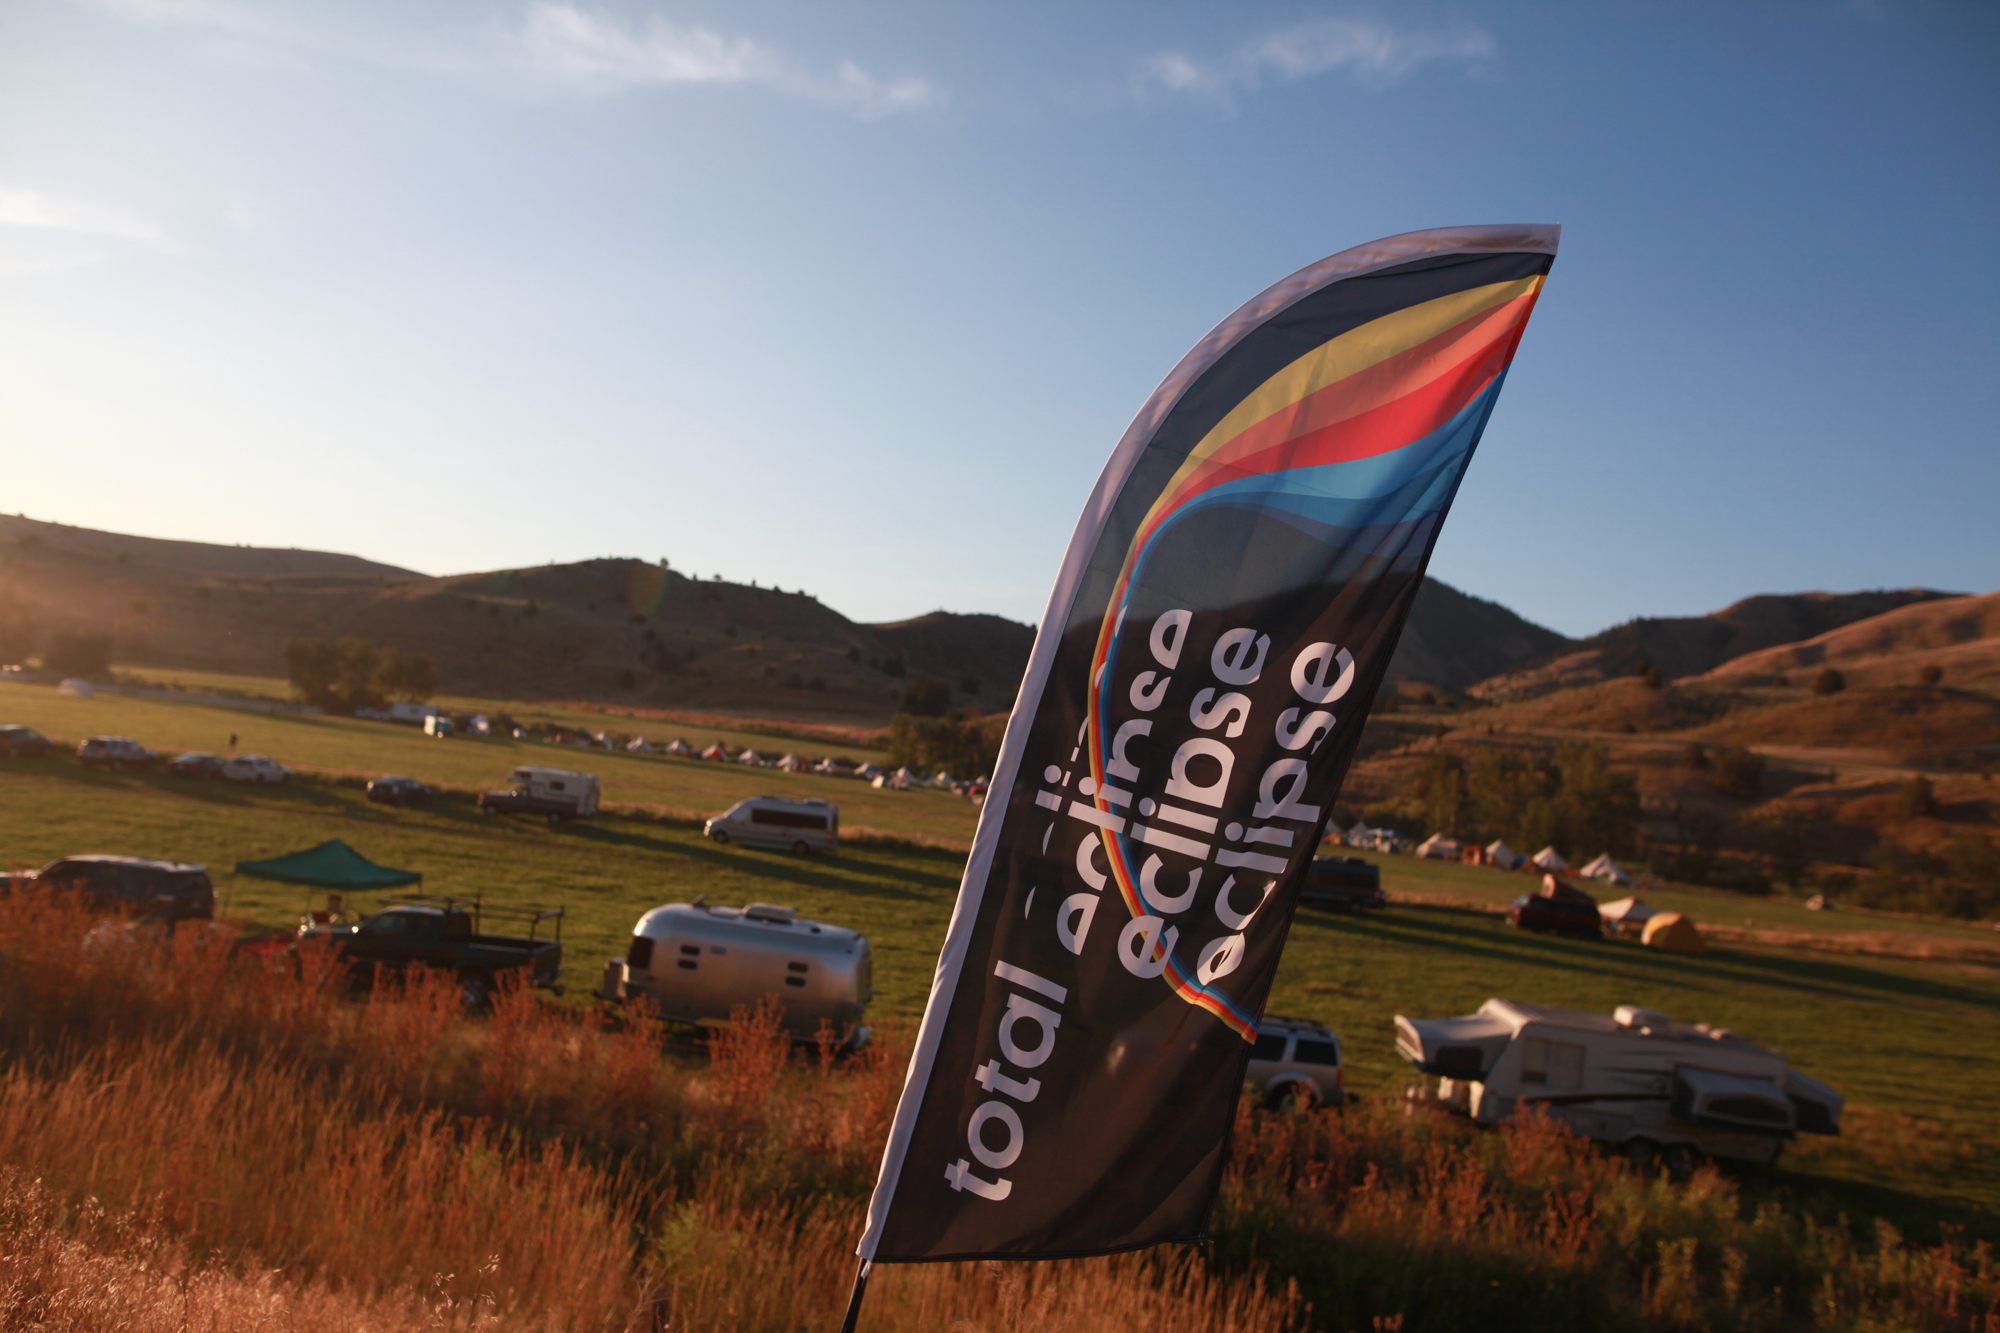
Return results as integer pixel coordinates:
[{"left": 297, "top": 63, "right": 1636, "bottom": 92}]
[
  {"left": 478, "top": 766, "right": 601, "bottom": 824},
  {"left": 600, "top": 899, "right": 872, "bottom": 1042},
  {"left": 1396, "top": 999, "right": 1842, "bottom": 1172},
  {"left": 703, "top": 796, "right": 838, "bottom": 855},
  {"left": 389, "top": 701, "right": 442, "bottom": 726}
]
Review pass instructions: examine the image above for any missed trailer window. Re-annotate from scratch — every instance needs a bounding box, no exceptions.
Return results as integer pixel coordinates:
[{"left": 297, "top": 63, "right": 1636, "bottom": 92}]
[
  {"left": 1519, "top": 1037, "right": 1550, "bottom": 1085},
  {"left": 627, "top": 936, "right": 654, "bottom": 969}
]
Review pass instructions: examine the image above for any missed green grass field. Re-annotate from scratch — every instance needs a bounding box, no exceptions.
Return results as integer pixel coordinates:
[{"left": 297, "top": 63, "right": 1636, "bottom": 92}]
[
  {"left": 110, "top": 665, "right": 896, "bottom": 763},
  {"left": 3, "top": 678, "right": 966, "bottom": 843},
  {"left": 4, "top": 678, "right": 1997, "bottom": 1246}
]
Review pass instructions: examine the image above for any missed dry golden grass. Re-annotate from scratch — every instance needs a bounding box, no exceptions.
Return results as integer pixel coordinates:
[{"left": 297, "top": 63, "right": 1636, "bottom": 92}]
[{"left": 0, "top": 889, "right": 1994, "bottom": 1330}]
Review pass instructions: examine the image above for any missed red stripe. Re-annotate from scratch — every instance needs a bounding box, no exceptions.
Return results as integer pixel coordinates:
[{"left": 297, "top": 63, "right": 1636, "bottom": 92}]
[{"left": 1150, "top": 292, "right": 1537, "bottom": 526}]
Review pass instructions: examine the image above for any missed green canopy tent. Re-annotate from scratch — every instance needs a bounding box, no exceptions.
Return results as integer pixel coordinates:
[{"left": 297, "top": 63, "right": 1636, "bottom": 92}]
[{"left": 233, "top": 839, "right": 422, "bottom": 891}]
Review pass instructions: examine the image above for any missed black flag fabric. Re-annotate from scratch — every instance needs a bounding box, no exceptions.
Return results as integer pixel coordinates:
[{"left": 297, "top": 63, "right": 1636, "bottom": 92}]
[{"left": 858, "top": 225, "right": 1559, "bottom": 1263}]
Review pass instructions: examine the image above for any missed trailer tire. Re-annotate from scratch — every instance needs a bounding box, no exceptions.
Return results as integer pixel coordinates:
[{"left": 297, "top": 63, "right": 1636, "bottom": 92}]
[
  {"left": 1662, "top": 1143, "right": 1703, "bottom": 1180},
  {"left": 460, "top": 974, "right": 493, "bottom": 1012},
  {"left": 791, "top": 840, "right": 811, "bottom": 857},
  {"left": 710, "top": 829, "right": 730, "bottom": 846},
  {"left": 1625, "top": 1137, "right": 1660, "bottom": 1172}
]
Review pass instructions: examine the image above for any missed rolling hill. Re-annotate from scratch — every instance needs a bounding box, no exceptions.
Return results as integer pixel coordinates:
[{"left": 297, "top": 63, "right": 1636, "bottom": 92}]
[
  {"left": 0, "top": 515, "right": 1576, "bottom": 720},
  {"left": 1701, "top": 590, "right": 2000, "bottom": 690},
  {"left": 1470, "top": 589, "right": 1957, "bottom": 701}
]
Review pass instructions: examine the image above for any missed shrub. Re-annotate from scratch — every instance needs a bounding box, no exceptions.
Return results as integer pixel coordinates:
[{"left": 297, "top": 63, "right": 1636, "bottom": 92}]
[{"left": 1812, "top": 668, "right": 1846, "bottom": 695}]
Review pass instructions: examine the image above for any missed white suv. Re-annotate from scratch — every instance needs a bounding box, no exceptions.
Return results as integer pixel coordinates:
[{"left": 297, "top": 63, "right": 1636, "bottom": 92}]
[
  {"left": 221, "top": 755, "right": 290, "bottom": 785},
  {"left": 1246, "top": 1016, "right": 1347, "bottom": 1110}
]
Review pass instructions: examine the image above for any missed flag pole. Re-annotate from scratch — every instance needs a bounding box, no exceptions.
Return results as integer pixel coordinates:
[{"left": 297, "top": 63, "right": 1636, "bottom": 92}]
[{"left": 839, "top": 1260, "right": 870, "bottom": 1333}]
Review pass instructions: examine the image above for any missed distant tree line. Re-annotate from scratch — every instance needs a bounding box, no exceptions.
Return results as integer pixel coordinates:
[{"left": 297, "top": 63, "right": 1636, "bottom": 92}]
[
  {"left": 1421, "top": 743, "right": 1642, "bottom": 858},
  {"left": 283, "top": 637, "right": 437, "bottom": 714}
]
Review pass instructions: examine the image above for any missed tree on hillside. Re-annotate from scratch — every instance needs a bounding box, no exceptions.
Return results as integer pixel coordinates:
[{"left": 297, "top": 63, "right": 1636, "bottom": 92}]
[
  {"left": 283, "top": 636, "right": 396, "bottom": 713},
  {"left": 1812, "top": 667, "right": 1846, "bottom": 695},
  {"left": 377, "top": 649, "right": 439, "bottom": 702},
  {"left": 1709, "top": 746, "right": 1766, "bottom": 799},
  {"left": 1422, "top": 752, "right": 1469, "bottom": 838},
  {"left": 1893, "top": 775, "right": 1940, "bottom": 819},
  {"left": 901, "top": 675, "right": 952, "bottom": 717},
  {"left": 887, "top": 710, "right": 1003, "bottom": 776},
  {"left": 1919, "top": 664, "right": 1944, "bottom": 685}
]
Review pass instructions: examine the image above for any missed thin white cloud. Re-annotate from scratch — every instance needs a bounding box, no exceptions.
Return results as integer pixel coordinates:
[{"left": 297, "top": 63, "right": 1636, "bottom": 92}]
[
  {"left": 1137, "top": 15, "right": 1495, "bottom": 105},
  {"left": 502, "top": 4, "right": 939, "bottom": 118},
  {"left": 84, "top": 0, "right": 940, "bottom": 120},
  {"left": 0, "top": 187, "right": 182, "bottom": 254}
]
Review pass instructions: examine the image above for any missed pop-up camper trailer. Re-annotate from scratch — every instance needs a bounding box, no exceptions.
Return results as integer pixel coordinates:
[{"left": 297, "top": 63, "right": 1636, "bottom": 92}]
[{"left": 1395, "top": 998, "right": 1842, "bottom": 1171}]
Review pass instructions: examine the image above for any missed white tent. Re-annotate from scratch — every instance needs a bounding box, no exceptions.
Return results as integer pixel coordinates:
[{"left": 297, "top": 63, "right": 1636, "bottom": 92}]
[
  {"left": 57, "top": 678, "right": 95, "bottom": 698},
  {"left": 1415, "top": 833, "right": 1462, "bottom": 861},
  {"left": 1485, "top": 840, "right": 1522, "bottom": 871},
  {"left": 625, "top": 736, "right": 654, "bottom": 753},
  {"left": 737, "top": 749, "right": 766, "bottom": 766},
  {"left": 700, "top": 743, "right": 728, "bottom": 761},
  {"left": 777, "top": 753, "right": 807, "bottom": 772},
  {"left": 663, "top": 738, "right": 692, "bottom": 756},
  {"left": 855, "top": 763, "right": 884, "bottom": 780},
  {"left": 1531, "top": 846, "right": 1571, "bottom": 873},
  {"left": 1579, "top": 853, "right": 1632, "bottom": 887},
  {"left": 1598, "top": 896, "right": 1659, "bottom": 939},
  {"left": 469, "top": 714, "right": 492, "bottom": 735}
]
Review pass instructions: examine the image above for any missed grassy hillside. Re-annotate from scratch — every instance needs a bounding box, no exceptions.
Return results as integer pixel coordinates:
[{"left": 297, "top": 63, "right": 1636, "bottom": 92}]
[
  {"left": 1704, "top": 590, "right": 2000, "bottom": 690},
  {"left": 1474, "top": 589, "right": 1958, "bottom": 701}
]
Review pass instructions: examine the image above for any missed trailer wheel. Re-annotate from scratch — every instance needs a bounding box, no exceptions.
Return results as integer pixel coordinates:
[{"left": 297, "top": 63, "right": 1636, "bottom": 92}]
[
  {"left": 460, "top": 975, "right": 493, "bottom": 1011},
  {"left": 1625, "top": 1137, "right": 1660, "bottom": 1172},
  {"left": 791, "top": 840, "right": 811, "bottom": 857},
  {"left": 546, "top": 812, "right": 562, "bottom": 828},
  {"left": 710, "top": 829, "right": 730, "bottom": 846},
  {"left": 1662, "top": 1144, "right": 1703, "bottom": 1180}
]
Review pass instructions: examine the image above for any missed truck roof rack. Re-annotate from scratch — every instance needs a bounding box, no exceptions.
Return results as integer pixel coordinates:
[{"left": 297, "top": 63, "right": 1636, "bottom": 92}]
[{"left": 384, "top": 894, "right": 566, "bottom": 942}]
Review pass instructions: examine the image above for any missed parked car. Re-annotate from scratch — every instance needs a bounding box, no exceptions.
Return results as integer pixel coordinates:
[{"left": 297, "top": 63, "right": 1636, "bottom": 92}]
[
  {"left": 167, "top": 751, "right": 227, "bottom": 779},
  {"left": 367, "top": 775, "right": 434, "bottom": 807},
  {"left": 12, "top": 854, "right": 215, "bottom": 922},
  {"left": 1246, "top": 1015, "right": 1348, "bottom": 1110},
  {"left": 77, "top": 736, "right": 158, "bottom": 769},
  {"left": 1396, "top": 998, "right": 1844, "bottom": 1172},
  {"left": 703, "top": 796, "right": 839, "bottom": 855},
  {"left": 1299, "top": 855, "right": 1385, "bottom": 912},
  {"left": 0, "top": 725, "right": 53, "bottom": 758},
  {"left": 600, "top": 899, "right": 871, "bottom": 1042},
  {"left": 297, "top": 897, "right": 564, "bottom": 1006},
  {"left": 1508, "top": 875, "right": 1602, "bottom": 939},
  {"left": 220, "top": 754, "right": 290, "bottom": 785},
  {"left": 478, "top": 766, "right": 600, "bottom": 825}
]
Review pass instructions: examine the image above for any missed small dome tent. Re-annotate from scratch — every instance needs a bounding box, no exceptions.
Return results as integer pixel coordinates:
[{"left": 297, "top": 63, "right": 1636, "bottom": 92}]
[{"left": 1642, "top": 912, "right": 1705, "bottom": 954}]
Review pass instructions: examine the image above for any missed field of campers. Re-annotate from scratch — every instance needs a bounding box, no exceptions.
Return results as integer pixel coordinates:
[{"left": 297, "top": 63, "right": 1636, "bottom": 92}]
[{"left": 2, "top": 670, "right": 1998, "bottom": 1329}]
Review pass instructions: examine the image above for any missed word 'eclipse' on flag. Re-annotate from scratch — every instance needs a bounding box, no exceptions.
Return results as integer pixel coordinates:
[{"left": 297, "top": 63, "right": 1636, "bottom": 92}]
[{"left": 859, "top": 225, "right": 1559, "bottom": 1266}]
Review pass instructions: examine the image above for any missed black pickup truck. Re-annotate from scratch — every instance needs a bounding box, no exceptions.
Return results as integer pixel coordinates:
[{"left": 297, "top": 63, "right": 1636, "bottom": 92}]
[
  {"left": 299, "top": 897, "right": 563, "bottom": 1004},
  {"left": 1299, "top": 855, "right": 1386, "bottom": 912}
]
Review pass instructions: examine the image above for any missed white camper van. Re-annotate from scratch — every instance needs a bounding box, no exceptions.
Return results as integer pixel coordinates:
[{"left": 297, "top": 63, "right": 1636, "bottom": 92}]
[
  {"left": 703, "top": 796, "right": 838, "bottom": 855},
  {"left": 1396, "top": 998, "right": 1843, "bottom": 1172},
  {"left": 477, "top": 766, "right": 601, "bottom": 824},
  {"left": 600, "top": 899, "right": 872, "bottom": 1042}
]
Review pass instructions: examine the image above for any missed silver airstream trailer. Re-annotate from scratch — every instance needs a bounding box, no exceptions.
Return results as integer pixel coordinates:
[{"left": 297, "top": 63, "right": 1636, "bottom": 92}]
[{"left": 600, "top": 899, "right": 872, "bottom": 1041}]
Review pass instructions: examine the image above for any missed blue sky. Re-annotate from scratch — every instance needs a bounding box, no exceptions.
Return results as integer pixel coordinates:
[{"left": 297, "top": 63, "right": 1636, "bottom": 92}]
[{"left": 3, "top": 1, "right": 1995, "bottom": 637}]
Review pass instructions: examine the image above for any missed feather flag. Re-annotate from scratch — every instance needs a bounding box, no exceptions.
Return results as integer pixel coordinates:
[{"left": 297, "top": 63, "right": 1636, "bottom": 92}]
[{"left": 858, "top": 225, "right": 1559, "bottom": 1264}]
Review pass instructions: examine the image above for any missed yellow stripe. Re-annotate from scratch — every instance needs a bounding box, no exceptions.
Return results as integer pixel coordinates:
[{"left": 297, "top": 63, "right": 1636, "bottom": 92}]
[{"left": 1149, "top": 275, "right": 1544, "bottom": 509}]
